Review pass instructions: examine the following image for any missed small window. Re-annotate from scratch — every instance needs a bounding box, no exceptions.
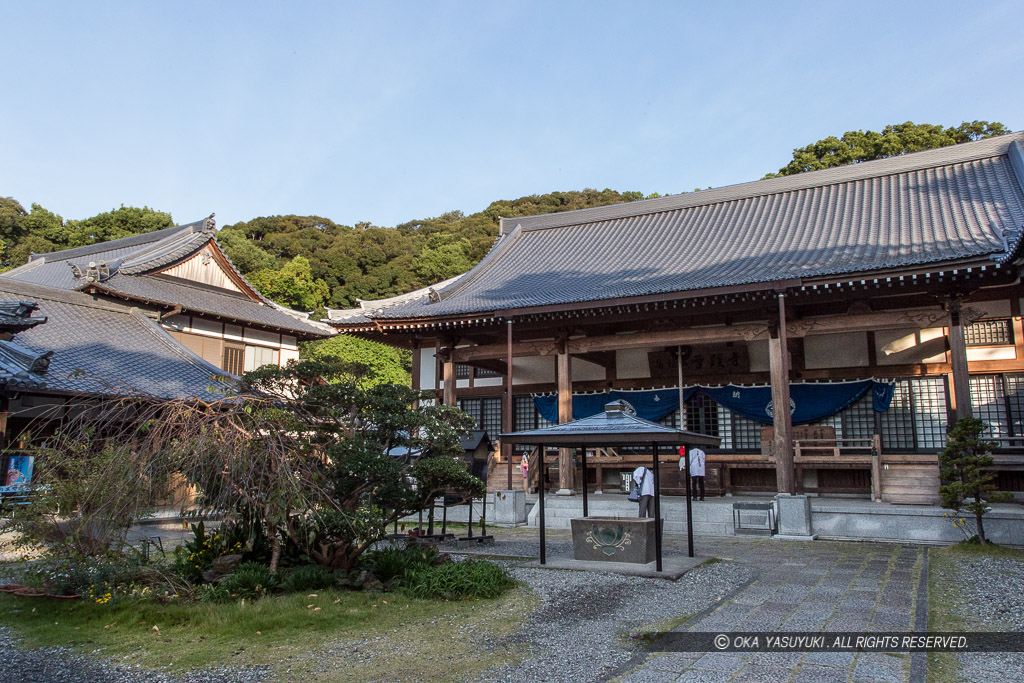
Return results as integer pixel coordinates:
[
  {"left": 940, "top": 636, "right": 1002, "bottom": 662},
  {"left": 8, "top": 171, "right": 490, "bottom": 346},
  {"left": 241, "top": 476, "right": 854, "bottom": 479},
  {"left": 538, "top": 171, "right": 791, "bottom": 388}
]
[
  {"left": 223, "top": 343, "right": 245, "bottom": 376},
  {"left": 965, "top": 319, "right": 1012, "bottom": 346},
  {"left": 455, "top": 364, "right": 471, "bottom": 379}
]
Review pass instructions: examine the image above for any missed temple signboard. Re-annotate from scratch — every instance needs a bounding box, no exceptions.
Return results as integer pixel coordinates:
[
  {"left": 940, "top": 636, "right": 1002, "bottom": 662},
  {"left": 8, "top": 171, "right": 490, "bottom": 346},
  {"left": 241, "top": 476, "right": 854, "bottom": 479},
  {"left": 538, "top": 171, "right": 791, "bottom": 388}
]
[{"left": 648, "top": 345, "right": 749, "bottom": 377}]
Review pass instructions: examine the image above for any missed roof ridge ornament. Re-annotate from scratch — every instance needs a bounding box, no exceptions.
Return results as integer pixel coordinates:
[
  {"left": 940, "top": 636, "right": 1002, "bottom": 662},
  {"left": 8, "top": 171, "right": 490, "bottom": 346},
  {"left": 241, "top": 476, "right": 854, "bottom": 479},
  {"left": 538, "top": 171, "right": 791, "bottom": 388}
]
[
  {"left": 202, "top": 213, "right": 216, "bottom": 233},
  {"left": 71, "top": 260, "right": 118, "bottom": 283}
]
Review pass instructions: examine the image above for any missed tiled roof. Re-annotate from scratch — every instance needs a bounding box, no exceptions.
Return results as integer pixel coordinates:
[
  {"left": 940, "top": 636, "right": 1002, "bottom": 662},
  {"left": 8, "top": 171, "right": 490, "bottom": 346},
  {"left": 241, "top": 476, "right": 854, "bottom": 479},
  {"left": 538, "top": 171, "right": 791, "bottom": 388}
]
[
  {"left": 0, "top": 279, "right": 236, "bottom": 400},
  {"left": 325, "top": 274, "right": 464, "bottom": 327},
  {"left": 0, "top": 301, "right": 47, "bottom": 333},
  {"left": 81, "top": 274, "right": 330, "bottom": 336},
  {"left": 3, "top": 219, "right": 209, "bottom": 290},
  {"left": 373, "top": 133, "right": 1024, "bottom": 319},
  {"left": 2, "top": 215, "right": 328, "bottom": 338}
]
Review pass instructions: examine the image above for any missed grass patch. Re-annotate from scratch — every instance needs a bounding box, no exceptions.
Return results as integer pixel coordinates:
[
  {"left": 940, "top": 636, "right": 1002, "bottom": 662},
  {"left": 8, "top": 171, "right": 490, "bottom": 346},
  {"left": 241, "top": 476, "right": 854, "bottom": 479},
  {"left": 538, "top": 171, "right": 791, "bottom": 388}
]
[
  {"left": 0, "top": 584, "right": 538, "bottom": 681},
  {"left": 927, "top": 541, "right": 1024, "bottom": 683}
]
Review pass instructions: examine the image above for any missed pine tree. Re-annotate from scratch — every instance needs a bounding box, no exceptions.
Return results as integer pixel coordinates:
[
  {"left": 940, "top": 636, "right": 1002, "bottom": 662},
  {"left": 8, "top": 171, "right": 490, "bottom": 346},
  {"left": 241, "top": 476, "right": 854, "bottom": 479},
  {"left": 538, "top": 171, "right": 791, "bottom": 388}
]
[{"left": 939, "top": 416, "right": 1011, "bottom": 544}]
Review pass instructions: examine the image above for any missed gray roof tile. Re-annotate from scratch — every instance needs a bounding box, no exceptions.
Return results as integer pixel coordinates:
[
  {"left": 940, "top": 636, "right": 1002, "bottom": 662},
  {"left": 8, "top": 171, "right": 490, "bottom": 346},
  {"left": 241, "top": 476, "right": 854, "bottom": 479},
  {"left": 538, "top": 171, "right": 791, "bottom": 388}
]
[
  {"left": 81, "top": 274, "right": 329, "bottom": 336},
  {"left": 0, "top": 279, "right": 235, "bottom": 399},
  {"left": 375, "top": 133, "right": 1024, "bottom": 319}
]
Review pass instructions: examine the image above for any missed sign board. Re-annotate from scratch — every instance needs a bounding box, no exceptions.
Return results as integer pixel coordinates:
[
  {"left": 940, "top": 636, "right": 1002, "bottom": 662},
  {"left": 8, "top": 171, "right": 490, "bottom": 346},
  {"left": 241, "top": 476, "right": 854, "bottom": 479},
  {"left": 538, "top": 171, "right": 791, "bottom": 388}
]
[{"left": 648, "top": 345, "right": 750, "bottom": 377}]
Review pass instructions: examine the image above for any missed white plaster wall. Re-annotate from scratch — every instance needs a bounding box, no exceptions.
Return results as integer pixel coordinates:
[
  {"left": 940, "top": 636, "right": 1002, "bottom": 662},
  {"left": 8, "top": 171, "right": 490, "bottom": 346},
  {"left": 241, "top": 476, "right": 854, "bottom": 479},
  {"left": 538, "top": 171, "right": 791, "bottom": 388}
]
[
  {"left": 244, "top": 327, "right": 281, "bottom": 345},
  {"left": 805, "top": 332, "right": 869, "bottom": 369},
  {"left": 456, "top": 379, "right": 470, "bottom": 389},
  {"left": 572, "top": 357, "right": 606, "bottom": 382},
  {"left": 282, "top": 334, "right": 298, "bottom": 350},
  {"left": 280, "top": 348, "right": 300, "bottom": 365},
  {"left": 747, "top": 340, "right": 769, "bottom": 373},
  {"left": 978, "top": 300, "right": 1011, "bottom": 318},
  {"left": 513, "top": 356, "right": 554, "bottom": 385},
  {"left": 967, "top": 347, "right": 1016, "bottom": 361},
  {"left": 876, "top": 327, "right": 948, "bottom": 365},
  {"left": 191, "top": 318, "right": 224, "bottom": 336},
  {"left": 419, "top": 348, "right": 437, "bottom": 389},
  {"left": 616, "top": 348, "right": 650, "bottom": 379},
  {"left": 224, "top": 324, "right": 243, "bottom": 342},
  {"left": 474, "top": 377, "right": 504, "bottom": 387}
]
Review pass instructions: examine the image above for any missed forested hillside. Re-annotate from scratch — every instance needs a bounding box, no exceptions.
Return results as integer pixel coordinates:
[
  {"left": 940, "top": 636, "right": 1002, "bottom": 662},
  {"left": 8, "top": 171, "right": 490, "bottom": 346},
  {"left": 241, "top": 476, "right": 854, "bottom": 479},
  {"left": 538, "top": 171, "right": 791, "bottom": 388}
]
[{"left": 215, "top": 188, "right": 650, "bottom": 311}]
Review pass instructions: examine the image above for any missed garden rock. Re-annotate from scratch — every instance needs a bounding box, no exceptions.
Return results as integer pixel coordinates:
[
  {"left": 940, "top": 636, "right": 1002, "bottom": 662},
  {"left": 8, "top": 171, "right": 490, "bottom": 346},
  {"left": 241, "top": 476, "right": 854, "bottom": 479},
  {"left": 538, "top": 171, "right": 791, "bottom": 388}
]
[{"left": 201, "top": 554, "right": 243, "bottom": 583}]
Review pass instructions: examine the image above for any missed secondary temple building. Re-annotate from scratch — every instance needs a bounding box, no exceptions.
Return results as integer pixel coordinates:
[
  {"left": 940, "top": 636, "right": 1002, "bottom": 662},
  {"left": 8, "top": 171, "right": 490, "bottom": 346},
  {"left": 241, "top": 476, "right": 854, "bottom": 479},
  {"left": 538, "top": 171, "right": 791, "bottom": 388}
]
[
  {"left": 0, "top": 215, "right": 331, "bottom": 477},
  {"left": 330, "top": 133, "right": 1024, "bottom": 505}
]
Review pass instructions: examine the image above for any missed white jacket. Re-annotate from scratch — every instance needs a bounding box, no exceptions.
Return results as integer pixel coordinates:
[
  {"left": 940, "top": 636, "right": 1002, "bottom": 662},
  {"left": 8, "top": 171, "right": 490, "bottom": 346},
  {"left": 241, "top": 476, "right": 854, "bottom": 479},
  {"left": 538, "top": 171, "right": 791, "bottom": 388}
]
[
  {"left": 632, "top": 466, "right": 655, "bottom": 496},
  {"left": 688, "top": 448, "right": 706, "bottom": 477}
]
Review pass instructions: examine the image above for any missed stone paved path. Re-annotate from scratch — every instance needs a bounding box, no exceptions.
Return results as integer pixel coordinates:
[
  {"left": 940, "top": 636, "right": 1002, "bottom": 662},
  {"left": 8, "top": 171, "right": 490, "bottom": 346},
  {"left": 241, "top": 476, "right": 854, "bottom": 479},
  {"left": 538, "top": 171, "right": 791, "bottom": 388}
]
[{"left": 616, "top": 537, "right": 924, "bottom": 683}]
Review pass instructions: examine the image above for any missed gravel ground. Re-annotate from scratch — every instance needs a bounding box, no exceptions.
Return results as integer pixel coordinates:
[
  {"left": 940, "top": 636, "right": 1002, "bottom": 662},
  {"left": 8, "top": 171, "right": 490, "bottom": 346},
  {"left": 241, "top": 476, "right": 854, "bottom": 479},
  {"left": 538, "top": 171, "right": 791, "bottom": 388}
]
[
  {"left": 473, "top": 559, "right": 753, "bottom": 682},
  {"left": 0, "top": 530, "right": 753, "bottom": 683},
  {"left": 944, "top": 554, "right": 1024, "bottom": 682},
  {"left": 0, "top": 626, "right": 272, "bottom": 683}
]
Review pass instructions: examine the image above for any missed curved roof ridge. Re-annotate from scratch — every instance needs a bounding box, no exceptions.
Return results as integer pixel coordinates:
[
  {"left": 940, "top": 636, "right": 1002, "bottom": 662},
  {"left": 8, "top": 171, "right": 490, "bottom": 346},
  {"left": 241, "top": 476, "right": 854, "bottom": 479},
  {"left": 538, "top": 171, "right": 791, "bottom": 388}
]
[
  {"left": 500, "top": 132, "right": 1024, "bottom": 233},
  {"left": 429, "top": 225, "right": 523, "bottom": 304}
]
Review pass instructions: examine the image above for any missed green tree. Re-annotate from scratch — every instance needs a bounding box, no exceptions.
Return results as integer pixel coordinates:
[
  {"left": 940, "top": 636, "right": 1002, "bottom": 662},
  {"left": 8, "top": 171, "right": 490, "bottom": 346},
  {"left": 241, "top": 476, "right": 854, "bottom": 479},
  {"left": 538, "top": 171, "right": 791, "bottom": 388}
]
[
  {"left": 766, "top": 120, "right": 1010, "bottom": 177},
  {"left": 64, "top": 205, "right": 174, "bottom": 246},
  {"left": 411, "top": 233, "right": 473, "bottom": 283},
  {"left": 216, "top": 229, "right": 276, "bottom": 274},
  {"left": 249, "top": 255, "right": 330, "bottom": 312},
  {"left": 939, "top": 416, "right": 1012, "bottom": 545},
  {"left": 302, "top": 334, "right": 411, "bottom": 388}
]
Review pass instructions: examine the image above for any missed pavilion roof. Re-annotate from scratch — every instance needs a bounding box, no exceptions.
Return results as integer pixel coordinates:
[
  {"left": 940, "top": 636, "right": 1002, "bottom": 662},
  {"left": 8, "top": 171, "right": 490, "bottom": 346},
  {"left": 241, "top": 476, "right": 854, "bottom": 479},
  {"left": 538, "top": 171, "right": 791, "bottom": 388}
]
[
  {"left": 501, "top": 401, "right": 721, "bottom": 446},
  {"left": 354, "top": 133, "right": 1024, "bottom": 323}
]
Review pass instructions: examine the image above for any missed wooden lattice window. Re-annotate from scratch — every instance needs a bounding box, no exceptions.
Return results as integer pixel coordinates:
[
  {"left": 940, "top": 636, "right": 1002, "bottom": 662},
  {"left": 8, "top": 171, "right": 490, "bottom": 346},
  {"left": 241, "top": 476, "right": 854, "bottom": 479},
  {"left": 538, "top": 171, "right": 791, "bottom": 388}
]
[
  {"left": 223, "top": 343, "right": 245, "bottom": 376},
  {"left": 965, "top": 319, "right": 1012, "bottom": 346}
]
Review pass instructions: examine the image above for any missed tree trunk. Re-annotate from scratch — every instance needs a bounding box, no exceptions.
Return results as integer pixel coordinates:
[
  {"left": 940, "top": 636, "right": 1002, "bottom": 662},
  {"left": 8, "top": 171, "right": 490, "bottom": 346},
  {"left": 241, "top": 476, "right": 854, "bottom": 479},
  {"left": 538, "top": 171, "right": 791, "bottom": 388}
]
[{"left": 269, "top": 526, "right": 282, "bottom": 572}]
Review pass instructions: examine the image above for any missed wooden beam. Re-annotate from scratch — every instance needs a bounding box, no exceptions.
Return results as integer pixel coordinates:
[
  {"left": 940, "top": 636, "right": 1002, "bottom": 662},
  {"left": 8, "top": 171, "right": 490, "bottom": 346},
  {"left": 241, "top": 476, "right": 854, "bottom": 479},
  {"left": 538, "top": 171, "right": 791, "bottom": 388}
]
[
  {"left": 454, "top": 308, "right": 958, "bottom": 362},
  {"left": 770, "top": 294, "right": 795, "bottom": 495},
  {"left": 441, "top": 347, "right": 456, "bottom": 407},
  {"left": 557, "top": 349, "right": 574, "bottom": 493},
  {"left": 947, "top": 297, "right": 972, "bottom": 420},
  {"left": 502, "top": 320, "right": 513, "bottom": 484}
]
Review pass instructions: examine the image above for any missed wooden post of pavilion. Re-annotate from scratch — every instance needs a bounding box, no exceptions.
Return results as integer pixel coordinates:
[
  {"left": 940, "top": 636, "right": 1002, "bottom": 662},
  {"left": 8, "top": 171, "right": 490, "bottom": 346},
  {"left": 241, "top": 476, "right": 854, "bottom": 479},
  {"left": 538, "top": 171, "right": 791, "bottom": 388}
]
[
  {"left": 652, "top": 442, "right": 662, "bottom": 572},
  {"left": 684, "top": 447, "right": 694, "bottom": 558},
  {"left": 947, "top": 297, "right": 973, "bottom": 420},
  {"left": 769, "top": 292, "right": 795, "bottom": 494},
  {"left": 581, "top": 444, "right": 588, "bottom": 518},
  {"left": 538, "top": 442, "right": 546, "bottom": 565}
]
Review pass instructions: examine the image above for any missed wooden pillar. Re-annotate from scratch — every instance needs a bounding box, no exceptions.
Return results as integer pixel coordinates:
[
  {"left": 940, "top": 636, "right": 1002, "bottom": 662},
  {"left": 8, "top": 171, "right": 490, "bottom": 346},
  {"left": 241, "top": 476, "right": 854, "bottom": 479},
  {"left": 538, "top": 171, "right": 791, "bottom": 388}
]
[
  {"left": 503, "top": 321, "right": 514, "bottom": 488},
  {"left": 947, "top": 297, "right": 972, "bottom": 420},
  {"left": 411, "top": 341, "right": 421, "bottom": 397},
  {"left": 769, "top": 292, "right": 795, "bottom": 495},
  {"left": 557, "top": 349, "right": 575, "bottom": 493},
  {"left": 442, "top": 347, "right": 456, "bottom": 407}
]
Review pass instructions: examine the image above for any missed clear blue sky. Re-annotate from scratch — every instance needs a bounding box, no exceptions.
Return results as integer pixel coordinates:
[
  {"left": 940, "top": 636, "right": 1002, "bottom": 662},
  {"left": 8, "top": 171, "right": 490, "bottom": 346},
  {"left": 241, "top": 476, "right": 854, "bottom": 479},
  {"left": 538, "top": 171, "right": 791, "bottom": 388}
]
[{"left": 3, "top": 1, "right": 1022, "bottom": 229}]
